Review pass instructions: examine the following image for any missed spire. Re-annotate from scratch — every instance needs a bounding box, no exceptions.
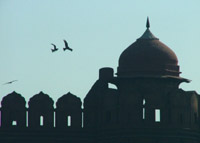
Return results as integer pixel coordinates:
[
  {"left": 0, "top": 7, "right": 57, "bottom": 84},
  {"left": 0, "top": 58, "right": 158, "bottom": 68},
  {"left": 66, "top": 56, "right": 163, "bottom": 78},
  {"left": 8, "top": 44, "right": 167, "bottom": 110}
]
[
  {"left": 146, "top": 17, "right": 150, "bottom": 29},
  {"left": 138, "top": 17, "right": 158, "bottom": 40}
]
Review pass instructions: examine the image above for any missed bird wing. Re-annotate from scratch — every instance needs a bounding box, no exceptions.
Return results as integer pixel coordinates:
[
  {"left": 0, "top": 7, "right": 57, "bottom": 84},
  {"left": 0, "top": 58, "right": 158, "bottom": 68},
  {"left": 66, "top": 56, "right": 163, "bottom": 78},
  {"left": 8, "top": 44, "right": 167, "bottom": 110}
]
[
  {"left": 63, "top": 40, "right": 68, "bottom": 47},
  {"left": 3, "top": 81, "right": 10, "bottom": 85},
  {"left": 3, "top": 80, "right": 18, "bottom": 85},
  {"left": 11, "top": 80, "right": 18, "bottom": 83},
  {"left": 51, "top": 43, "right": 56, "bottom": 48},
  {"left": 68, "top": 47, "right": 73, "bottom": 51}
]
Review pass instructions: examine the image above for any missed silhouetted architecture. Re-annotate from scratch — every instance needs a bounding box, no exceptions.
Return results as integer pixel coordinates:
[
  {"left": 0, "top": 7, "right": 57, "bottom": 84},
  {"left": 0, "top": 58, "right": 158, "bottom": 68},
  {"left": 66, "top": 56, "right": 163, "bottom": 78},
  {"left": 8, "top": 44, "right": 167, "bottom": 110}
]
[
  {"left": 1, "top": 19, "right": 200, "bottom": 143},
  {"left": 28, "top": 92, "right": 54, "bottom": 128},
  {"left": 1, "top": 91, "right": 26, "bottom": 128},
  {"left": 56, "top": 92, "right": 82, "bottom": 128}
]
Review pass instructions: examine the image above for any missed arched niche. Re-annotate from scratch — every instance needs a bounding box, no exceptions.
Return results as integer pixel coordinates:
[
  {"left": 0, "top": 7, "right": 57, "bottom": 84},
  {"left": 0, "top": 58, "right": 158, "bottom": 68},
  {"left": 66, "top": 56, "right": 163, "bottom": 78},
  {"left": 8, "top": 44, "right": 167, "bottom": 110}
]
[
  {"left": 1, "top": 91, "right": 26, "bottom": 128},
  {"left": 56, "top": 92, "right": 82, "bottom": 129},
  {"left": 28, "top": 91, "right": 54, "bottom": 128}
]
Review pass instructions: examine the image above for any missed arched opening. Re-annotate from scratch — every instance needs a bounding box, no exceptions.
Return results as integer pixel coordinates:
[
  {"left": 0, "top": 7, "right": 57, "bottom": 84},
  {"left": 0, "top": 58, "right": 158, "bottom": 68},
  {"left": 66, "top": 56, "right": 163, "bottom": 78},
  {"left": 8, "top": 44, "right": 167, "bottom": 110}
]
[
  {"left": 40, "top": 116, "right": 44, "bottom": 126},
  {"left": 67, "top": 115, "right": 71, "bottom": 127},
  {"left": 143, "top": 99, "right": 146, "bottom": 119},
  {"left": 155, "top": 109, "right": 160, "bottom": 122},
  {"left": 26, "top": 111, "right": 28, "bottom": 127},
  {"left": 54, "top": 111, "right": 56, "bottom": 127},
  {"left": 108, "top": 83, "right": 117, "bottom": 89},
  {"left": 82, "top": 112, "right": 84, "bottom": 128},
  {"left": 12, "top": 120, "right": 17, "bottom": 126}
]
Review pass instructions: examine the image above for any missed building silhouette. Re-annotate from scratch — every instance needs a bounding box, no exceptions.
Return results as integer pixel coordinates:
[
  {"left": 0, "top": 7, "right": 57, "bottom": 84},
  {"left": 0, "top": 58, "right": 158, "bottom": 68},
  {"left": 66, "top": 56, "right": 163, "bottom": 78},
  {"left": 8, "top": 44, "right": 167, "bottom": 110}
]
[{"left": 0, "top": 19, "right": 200, "bottom": 143}]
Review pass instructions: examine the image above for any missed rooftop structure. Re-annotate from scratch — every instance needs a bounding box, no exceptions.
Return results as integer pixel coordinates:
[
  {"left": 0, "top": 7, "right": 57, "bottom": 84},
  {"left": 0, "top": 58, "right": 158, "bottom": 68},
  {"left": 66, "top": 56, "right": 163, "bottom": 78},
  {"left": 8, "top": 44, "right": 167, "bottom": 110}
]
[{"left": 0, "top": 18, "right": 199, "bottom": 143}]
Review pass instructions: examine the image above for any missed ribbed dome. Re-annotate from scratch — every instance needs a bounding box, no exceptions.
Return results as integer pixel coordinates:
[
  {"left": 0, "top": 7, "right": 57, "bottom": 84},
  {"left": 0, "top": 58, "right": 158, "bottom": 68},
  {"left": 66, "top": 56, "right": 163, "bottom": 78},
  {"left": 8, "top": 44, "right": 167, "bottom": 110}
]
[{"left": 117, "top": 20, "right": 181, "bottom": 78}]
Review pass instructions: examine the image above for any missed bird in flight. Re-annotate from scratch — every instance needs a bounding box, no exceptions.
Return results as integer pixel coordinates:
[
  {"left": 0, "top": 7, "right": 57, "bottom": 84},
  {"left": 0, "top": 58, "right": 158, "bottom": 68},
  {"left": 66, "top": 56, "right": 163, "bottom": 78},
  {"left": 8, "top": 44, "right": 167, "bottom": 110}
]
[
  {"left": 51, "top": 43, "right": 58, "bottom": 52},
  {"left": 3, "top": 80, "right": 18, "bottom": 85},
  {"left": 63, "top": 40, "right": 73, "bottom": 51}
]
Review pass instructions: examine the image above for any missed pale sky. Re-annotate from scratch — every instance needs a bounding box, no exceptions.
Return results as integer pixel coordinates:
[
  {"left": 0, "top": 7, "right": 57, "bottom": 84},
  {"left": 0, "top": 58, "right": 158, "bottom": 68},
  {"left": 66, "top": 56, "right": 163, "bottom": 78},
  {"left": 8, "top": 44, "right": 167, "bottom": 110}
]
[{"left": 0, "top": 0, "right": 200, "bottom": 105}]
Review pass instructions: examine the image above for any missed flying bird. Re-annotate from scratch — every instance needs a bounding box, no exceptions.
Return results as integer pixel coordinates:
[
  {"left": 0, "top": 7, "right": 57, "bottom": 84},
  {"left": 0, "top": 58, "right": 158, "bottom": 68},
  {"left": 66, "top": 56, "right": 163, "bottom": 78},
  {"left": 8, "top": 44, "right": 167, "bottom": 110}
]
[
  {"left": 51, "top": 43, "right": 58, "bottom": 52},
  {"left": 3, "top": 80, "right": 18, "bottom": 85},
  {"left": 63, "top": 40, "right": 73, "bottom": 51}
]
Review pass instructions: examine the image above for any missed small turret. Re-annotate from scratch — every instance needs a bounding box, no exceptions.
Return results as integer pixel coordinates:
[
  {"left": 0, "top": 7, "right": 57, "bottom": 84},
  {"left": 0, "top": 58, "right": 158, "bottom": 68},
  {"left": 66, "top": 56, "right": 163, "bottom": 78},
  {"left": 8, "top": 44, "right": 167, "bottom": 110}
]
[{"left": 99, "top": 67, "right": 114, "bottom": 81}]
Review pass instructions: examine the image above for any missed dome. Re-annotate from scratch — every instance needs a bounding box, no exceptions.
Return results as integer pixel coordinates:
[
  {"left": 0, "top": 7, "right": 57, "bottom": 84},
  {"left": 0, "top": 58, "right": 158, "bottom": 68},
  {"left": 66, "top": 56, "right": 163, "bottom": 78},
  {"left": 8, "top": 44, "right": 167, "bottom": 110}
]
[{"left": 117, "top": 18, "right": 182, "bottom": 79}]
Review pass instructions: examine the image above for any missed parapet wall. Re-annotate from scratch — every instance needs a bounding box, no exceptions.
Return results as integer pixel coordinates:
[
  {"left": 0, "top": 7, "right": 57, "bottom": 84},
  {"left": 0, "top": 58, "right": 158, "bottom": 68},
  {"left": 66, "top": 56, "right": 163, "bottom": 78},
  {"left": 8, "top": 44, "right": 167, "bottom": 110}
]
[
  {"left": 0, "top": 83, "right": 200, "bottom": 143},
  {"left": 0, "top": 76, "right": 200, "bottom": 132},
  {"left": 0, "top": 91, "right": 82, "bottom": 129}
]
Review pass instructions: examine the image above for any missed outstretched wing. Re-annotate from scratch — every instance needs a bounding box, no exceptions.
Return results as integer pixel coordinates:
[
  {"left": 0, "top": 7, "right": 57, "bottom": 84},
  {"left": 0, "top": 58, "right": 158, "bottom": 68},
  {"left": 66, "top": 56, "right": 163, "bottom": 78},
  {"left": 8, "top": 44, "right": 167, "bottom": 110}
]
[
  {"left": 11, "top": 80, "right": 18, "bottom": 83},
  {"left": 3, "top": 81, "right": 10, "bottom": 85},
  {"left": 63, "top": 40, "right": 68, "bottom": 47},
  {"left": 3, "top": 80, "right": 18, "bottom": 85},
  {"left": 51, "top": 43, "right": 56, "bottom": 48}
]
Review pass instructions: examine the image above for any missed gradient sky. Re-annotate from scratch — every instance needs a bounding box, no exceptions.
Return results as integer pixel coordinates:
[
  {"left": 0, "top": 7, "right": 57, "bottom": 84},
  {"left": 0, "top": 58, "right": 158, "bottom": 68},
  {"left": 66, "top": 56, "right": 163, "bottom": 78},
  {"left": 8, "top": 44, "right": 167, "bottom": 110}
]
[{"left": 0, "top": 0, "right": 200, "bottom": 105}]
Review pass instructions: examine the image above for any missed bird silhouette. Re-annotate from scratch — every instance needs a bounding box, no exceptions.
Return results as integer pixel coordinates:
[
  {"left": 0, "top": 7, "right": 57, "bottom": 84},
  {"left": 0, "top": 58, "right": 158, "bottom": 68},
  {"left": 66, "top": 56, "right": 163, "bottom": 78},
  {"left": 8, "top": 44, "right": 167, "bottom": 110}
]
[
  {"left": 3, "top": 80, "right": 18, "bottom": 85},
  {"left": 51, "top": 43, "right": 58, "bottom": 52},
  {"left": 63, "top": 40, "right": 73, "bottom": 51}
]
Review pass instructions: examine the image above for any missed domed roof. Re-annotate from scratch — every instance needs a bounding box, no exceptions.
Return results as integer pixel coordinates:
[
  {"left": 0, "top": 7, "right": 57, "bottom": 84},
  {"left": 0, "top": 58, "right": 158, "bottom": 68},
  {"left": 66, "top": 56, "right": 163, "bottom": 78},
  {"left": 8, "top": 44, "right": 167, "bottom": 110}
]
[{"left": 117, "top": 18, "right": 184, "bottom": 79}]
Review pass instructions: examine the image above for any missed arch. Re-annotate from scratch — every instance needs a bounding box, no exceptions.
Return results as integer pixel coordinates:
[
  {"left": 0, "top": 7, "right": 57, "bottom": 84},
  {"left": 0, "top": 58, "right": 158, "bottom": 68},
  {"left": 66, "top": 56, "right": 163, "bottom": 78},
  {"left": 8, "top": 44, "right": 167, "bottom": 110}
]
[
  {"left": 108, "top": 83, "right": 118, "bottom": 89},
  {"left": 12, "top": 120, "right": 17, "bottom": 126},
  {"left": 143, "top": 98, "right": 146, "bottom": 120},
  {"left": 56, "top": 92, "right": 82, "bottom": 129},
  {"left": 28, "top": 92, "right": 54, "bottom": 128},
  {"left": 1, "top": 91, "right": 26, "bottom": 128},
  {"left": 67, "top": 115, "right": 71, "bottom": 127},
  {"left": 156, "top": 109, "right": 161, "bottom": 122},
  {"left": 40, "top": 116, "right": 44, "bottom": 126}
]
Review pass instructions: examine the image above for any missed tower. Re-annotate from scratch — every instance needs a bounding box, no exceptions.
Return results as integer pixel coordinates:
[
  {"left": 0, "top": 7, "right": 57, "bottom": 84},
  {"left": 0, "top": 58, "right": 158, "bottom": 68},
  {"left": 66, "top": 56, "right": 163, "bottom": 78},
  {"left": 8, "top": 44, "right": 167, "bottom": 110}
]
[{"left": 84, "top": 18, "right": 200, "bottom": 143}]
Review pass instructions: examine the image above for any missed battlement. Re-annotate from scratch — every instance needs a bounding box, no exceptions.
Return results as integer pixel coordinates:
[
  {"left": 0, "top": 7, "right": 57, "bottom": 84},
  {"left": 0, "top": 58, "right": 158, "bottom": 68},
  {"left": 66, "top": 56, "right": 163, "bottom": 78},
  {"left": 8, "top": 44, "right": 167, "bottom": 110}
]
[
  {"left": 0, "top": 91, "right": 82, "bottom": 129},
  {"left": 1, "top": 80, "right": 199, "bottom": 130},
  {"left": 0, "top": 76, "right": 200, "bottom": 142}
]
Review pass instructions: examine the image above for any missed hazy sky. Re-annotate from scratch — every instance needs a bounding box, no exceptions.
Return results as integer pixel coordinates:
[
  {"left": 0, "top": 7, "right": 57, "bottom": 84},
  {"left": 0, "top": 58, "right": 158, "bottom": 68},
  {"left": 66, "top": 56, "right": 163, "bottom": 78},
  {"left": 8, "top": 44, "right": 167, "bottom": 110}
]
[{"left": 0, "top": 0, "right": 200, "bottom": 105}]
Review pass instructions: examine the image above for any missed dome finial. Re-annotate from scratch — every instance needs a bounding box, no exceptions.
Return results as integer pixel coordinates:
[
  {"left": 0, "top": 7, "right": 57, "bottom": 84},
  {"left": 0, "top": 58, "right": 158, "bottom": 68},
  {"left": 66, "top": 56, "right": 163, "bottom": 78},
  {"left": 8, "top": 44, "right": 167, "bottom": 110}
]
[{"left": 146, "top": 17, "right": 150, "bottom": 29}]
